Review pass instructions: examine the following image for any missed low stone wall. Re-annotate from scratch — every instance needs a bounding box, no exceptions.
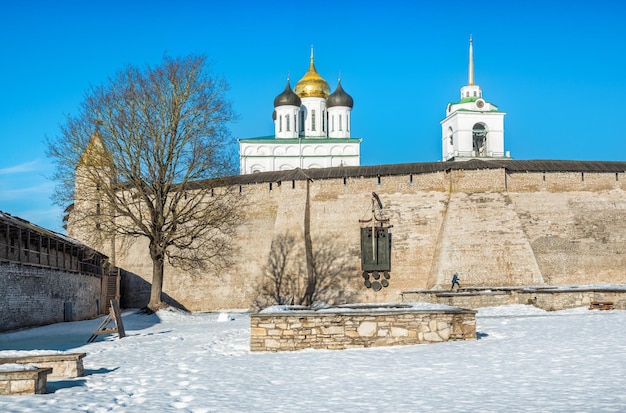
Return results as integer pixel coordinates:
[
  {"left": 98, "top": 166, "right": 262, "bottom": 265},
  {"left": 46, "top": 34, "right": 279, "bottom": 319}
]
[
  {"left": 0, "top": 367, "right": 52, "bottom": 395},
  {"left": 401, "top": 286, "right": 626, "bottom": 311},
  {"left": 250, "top": 304, "right": 476, "bottom": 352},
  {"left": 0, "top": 353, "right": 86, "bottom": 379}
]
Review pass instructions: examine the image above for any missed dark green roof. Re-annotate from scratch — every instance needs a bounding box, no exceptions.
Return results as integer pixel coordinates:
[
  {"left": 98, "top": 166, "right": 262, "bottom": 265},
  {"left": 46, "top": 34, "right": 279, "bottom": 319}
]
[
  {"left": 450, "top": 97, "right": 479, "bottom": 104},
  {"left": 449, "top": 97, "right": 499, "bottom": 107},
  {"left": 454, "top": 108, "right": 502, "bottom": 113}
]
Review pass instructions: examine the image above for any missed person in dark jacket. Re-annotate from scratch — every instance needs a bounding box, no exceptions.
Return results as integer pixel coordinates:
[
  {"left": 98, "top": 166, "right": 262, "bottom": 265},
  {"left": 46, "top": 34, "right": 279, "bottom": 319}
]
[{"left": 451, "top": 273, "right": 460, "bottom": 290}]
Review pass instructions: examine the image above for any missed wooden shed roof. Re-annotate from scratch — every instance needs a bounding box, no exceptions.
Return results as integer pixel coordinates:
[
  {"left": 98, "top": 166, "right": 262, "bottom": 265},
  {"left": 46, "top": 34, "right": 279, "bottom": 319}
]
[{"left": 0, "top": 210, "right": 104, "bottom": 254}]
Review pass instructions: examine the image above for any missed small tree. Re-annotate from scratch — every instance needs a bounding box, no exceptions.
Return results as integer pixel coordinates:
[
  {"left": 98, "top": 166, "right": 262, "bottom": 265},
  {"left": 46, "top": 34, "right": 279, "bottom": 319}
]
[
  {"left": 47, "top": 54, "right": 240, "bottom": 311},
  {"left": 256, "top": 233, "right": 356, "bottom": 309}
]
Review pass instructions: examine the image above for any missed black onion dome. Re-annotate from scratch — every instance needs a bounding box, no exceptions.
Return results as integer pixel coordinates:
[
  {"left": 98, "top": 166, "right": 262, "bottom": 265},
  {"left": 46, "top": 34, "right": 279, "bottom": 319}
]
[
  {"left": 326, "top": 80, "right": 354, "bottom": 108},
  {"left": 273, "top": 80, "right": 302, "bottom": 108}
]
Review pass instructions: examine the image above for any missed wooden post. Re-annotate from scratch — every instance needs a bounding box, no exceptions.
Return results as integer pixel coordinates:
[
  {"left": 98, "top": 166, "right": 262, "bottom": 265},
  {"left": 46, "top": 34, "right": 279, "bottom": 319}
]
[{"left": 87, "top": 299, "right": 126, "bottom": 342}]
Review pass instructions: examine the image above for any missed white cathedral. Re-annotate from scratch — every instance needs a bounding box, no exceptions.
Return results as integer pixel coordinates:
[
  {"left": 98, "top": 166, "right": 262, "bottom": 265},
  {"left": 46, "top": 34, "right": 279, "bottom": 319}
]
[
  {"left": 441, "top": 37, "right": 510, "bottom": 161},
  {"left": 239, "top": 39, "right": 509, "bottom": 173},
  {"left": 239, "top": 50, "right": 361, "bottom": 174}
]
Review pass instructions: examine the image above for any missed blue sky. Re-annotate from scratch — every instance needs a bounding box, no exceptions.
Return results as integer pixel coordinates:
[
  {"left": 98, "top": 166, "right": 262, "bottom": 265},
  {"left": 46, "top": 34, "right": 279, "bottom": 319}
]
[{"left": 1, "top": 0, "right": 625, "bottom": 232}]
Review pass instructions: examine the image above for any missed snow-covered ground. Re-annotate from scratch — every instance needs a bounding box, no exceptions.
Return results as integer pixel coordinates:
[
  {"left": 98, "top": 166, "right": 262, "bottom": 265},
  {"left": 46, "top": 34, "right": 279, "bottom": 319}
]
[{"left": 1, "top": 304, "right": 625, "bottom": 412}]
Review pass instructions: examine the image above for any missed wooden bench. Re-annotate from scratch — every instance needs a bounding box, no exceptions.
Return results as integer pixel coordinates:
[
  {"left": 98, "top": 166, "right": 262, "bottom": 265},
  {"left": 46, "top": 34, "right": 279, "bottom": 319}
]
[
  {"left": 589, "top": 301, "right": 614, "bottom": 310},
  {"left": 0, "top": 353, "right": 86, "bottom": 379},
  {"left": 0, "top": 367, "right": 53, "bottom": 395}
]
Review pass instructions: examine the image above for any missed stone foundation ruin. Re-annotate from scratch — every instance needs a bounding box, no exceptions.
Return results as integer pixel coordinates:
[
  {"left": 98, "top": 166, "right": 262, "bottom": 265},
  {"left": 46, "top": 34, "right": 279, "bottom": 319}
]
[{"left": 250, "top": 303, "right": 476, "bottom": 352}]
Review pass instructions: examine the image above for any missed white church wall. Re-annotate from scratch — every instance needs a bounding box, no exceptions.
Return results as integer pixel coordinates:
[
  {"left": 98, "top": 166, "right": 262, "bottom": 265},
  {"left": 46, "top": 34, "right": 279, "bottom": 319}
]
[
  {"left": 301, "top": 97, "right": 327, "bottom": 137},
  {"left": 285, "top": 146, "right": 299, "bottom": 156},
  {"left": 274, "top": 105, "right": 300, "bottom": 138},
  {"left": 328, "top": 106, "right": 351, "bottom": 138}
]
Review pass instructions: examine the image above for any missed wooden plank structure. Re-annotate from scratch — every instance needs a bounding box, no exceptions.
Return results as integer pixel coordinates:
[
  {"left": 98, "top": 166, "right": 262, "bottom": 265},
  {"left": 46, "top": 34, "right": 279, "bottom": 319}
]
[
  {"left": 0, "top": 210, "right": 105, "bottom": 276},
  {"left": 101, "top": 267, "right": 121, "bottom": 313},
  {"left": 589, "top": 301, "right": 614, "bottom": 310},
  {"left": 88, "top": 299, "right": 126, "bottom": 342}
]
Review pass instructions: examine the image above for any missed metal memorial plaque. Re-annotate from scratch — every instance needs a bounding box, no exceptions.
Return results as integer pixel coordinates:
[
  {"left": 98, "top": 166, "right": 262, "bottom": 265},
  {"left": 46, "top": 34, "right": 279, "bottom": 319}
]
[
  {"left": 359, "top": 192, "right": 393, "bottom": 291},
  {"left": 360, "top": 227, "right": 391, "bottom": 272}
]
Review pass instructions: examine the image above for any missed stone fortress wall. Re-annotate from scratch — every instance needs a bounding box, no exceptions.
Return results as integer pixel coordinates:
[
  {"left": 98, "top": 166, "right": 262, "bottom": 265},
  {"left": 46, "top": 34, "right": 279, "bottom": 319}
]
[
  {"left": 0, "top": 263, "right": 102, "bottom": 332},
  {"left": 78, "top": 160, "right": 626, "bottom": 312},
  {"left": 0, "top": 212, "right": 106, "bottom": 332}
]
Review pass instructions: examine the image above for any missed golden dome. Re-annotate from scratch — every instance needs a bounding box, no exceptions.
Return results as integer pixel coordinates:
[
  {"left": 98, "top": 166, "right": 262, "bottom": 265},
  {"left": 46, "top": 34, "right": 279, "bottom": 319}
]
[{"left": 294, "top": 54, "right": 330, "bottom": 99}]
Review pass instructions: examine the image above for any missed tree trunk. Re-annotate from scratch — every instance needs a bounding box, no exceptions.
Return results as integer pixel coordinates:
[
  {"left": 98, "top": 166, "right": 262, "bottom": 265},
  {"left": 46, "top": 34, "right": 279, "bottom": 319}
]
[{"left": 148, "top": 245, "right": 165, "bottom": 311}]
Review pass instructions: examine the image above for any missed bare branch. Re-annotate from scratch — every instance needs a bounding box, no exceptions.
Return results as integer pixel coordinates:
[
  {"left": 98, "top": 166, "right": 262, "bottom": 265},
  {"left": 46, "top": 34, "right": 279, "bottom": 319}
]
[{"left": 48, "top": 54, "right": 241, "bottom": 310}]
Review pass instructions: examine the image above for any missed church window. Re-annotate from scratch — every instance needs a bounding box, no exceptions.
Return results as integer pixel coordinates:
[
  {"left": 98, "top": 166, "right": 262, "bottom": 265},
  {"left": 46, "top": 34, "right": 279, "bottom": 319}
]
[
  {"left": 311, "top": 110, "right": 316, "bottom": 131},
  {"left": 347, "top": 114, "right": 350, "bottom": 132},
  {"left": 279, "top": 115, "right": 282, "bottom": 132},
  {"left": 294, "top": 115, "right": 297, "bottom": 132},
  {"left": 286, "top": 114, "right": 290, "bottom": 131},
  {"left": 322, "top": 110, "right": 326, "bottom": 133},
  {"left": 300, "top": 111, "right": 305, "bottom": 133},
  {"left": 331, "top": 116, "right": 335, "bottom": 131},
  {"left": 473, "top": 91, "right": 477, "bottom": 97},
  {"left": 339, "top": 115, "right": 342, "bottom": 131}
]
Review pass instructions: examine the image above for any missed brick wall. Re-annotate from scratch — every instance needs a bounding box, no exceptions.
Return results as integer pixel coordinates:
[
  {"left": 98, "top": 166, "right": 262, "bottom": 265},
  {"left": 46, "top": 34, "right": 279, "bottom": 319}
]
[{"left": 0, "top": 262, "right": 101, "bottom": 332}]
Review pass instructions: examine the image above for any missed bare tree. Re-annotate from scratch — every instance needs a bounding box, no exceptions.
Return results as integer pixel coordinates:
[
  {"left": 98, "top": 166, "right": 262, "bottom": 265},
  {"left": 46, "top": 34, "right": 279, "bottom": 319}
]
[
  {"left": 47, "top": 54, "right": 240, "bottom": 311},
  {"left": 255, "top": 233, "right": 356, "bottom": 309}
]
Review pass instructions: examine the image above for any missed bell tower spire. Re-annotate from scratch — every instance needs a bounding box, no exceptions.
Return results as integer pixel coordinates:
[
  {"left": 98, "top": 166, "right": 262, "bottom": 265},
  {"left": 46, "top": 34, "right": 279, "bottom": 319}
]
[
  {"left": 468, "top": 35, "right": 474, "bottom": 86},
  {"left": 440, "top": 36, "right": 509, "bottom": 161}
]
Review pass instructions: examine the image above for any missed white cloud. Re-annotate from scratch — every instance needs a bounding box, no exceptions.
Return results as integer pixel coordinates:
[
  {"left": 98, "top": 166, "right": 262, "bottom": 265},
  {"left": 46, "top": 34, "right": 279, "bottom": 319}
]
[
  {"left": 0, "top": 182, "right": 54, "bottom": 200},
  {"left": 0, "top": 159, "right": 44, "bottom": 175}
]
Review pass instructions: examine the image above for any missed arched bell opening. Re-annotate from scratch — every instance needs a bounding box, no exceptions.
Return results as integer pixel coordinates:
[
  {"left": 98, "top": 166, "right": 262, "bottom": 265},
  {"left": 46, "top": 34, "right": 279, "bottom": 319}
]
[{"left": 472, "top": 123, "right": 488, "bottom": 157}]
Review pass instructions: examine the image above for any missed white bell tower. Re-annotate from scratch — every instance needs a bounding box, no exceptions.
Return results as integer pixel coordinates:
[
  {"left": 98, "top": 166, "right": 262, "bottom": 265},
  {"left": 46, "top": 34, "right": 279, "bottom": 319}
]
[{"left": 441, "top": 37, "right": 510, "bottom": 161}]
